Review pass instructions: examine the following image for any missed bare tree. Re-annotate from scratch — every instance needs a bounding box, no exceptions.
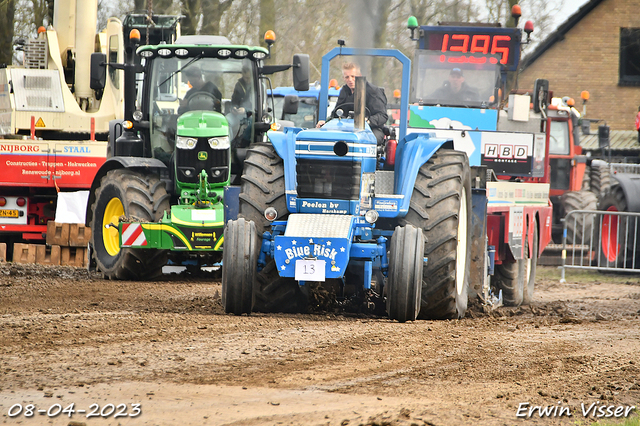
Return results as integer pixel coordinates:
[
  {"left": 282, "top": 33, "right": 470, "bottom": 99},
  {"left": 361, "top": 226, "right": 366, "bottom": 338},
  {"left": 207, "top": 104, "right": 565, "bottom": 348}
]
[
  {"left": 264, "top": 0, "right": 347, "bottom": 87},
  {"left": 31, "top": 0, "right": 52, "bottom": 28},
  {"left": 220, "top": 0, "right": 257, "bottom": 44},
  {"left": 372, "top": 0, "right": 392, "bottom": 84},
  {"left": 180, "top": 0, "right": 200, "bottom": 34},
  {"left": 153, "top": 0, "right": 177, "bottom": 13},
  {"left": 258, "top": 0, "right": 275, "bottom": 64},
  {"left": 201, "top": 0, "right": 234, "bottom": 36},
  {"left": 0, "top": 0, "right": 16, "bottom": 66},
  {"left": 1, "top": 0, "right": 557, "bottom": 87}
]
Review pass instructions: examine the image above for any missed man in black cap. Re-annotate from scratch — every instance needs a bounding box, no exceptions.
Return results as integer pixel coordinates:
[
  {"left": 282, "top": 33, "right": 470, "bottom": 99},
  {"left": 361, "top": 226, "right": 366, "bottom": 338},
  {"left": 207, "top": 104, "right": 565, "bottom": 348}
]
[{"left": 430, "top": 68, "right": 480, "bottom": 103}]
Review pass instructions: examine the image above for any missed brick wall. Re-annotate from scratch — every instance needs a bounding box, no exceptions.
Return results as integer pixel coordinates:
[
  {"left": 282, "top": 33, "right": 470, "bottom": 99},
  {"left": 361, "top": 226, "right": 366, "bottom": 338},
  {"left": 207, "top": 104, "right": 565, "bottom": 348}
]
[{"left": 519, "top": 0, "right": 640, "bottom": 131}]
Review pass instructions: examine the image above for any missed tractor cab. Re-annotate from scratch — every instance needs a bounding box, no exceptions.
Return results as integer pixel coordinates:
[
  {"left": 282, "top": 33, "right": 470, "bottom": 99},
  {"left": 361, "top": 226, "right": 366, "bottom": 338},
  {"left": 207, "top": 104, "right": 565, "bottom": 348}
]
[
  {"left": 138, "top": 39, "right": 270, "bottom": 187},
  {"left": 411, "top": 51, "right": 502, "bottom": 109},
  {"left": 546, "top": 96, "right": 586, "bottom": 194}
]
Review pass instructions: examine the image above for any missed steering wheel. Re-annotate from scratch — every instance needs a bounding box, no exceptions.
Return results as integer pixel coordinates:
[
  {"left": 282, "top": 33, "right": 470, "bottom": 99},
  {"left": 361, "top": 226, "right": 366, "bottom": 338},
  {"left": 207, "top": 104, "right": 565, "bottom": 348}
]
[
  {"left": 186, "top": 91, "right": 219, "bottom": 112},
  {"left": 332, "top": 102, "right": 371, "bottom": 119}
]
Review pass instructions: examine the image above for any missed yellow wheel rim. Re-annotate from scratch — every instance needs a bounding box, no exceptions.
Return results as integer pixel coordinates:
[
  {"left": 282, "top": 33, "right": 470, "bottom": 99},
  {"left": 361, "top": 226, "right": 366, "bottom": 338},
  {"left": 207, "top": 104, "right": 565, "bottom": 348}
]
[{"left": 103, "top": 197, "right": 124, "bottom": 256}]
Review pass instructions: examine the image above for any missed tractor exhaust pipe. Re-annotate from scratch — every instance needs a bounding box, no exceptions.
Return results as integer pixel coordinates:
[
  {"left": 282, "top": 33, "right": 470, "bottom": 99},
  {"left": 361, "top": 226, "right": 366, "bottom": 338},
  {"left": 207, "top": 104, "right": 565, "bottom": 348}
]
[{"left": 354, "top": 76, "right": 366, "bottom": 131}]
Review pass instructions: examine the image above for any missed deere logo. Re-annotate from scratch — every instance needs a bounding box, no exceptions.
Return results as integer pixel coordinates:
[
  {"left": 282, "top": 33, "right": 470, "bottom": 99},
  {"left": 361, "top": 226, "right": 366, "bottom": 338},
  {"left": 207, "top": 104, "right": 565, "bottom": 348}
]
[{"left": 198, "top": 151, "right": 208, "bottom": 161}]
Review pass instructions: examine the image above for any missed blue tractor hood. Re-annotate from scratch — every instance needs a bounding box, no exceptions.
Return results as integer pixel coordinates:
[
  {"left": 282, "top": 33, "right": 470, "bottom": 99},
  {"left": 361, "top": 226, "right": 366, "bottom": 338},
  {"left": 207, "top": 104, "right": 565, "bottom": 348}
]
[
  {"left": 296, "top": 119, "right": 377, "bottom": 146},
  {"left": 268, "top": 120, "right": 378, "bottom": 217}
]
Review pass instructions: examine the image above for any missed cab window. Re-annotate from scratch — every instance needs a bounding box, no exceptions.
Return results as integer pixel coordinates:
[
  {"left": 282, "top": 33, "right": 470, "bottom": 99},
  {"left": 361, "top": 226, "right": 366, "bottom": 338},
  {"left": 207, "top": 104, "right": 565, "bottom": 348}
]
[{"left": 549, "top": 120, "right": 570, "bottom": 155}]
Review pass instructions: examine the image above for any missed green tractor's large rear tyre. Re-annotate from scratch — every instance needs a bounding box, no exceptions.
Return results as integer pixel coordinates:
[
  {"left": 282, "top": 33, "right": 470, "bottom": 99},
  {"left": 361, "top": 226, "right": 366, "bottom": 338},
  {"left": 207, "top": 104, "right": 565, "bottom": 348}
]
[
  {"left": 400, "top": 149, "right": 472, "bottom": 319},
  {"left": 239, "top": 143, "right": 307, "bottom": 313},
  {"left": 222, "top": 218, "right": 257, "bottom": 315},
  {"left": 90, "top": 169, "right": 170, "bottom": 280},
  {"left": 387, "top": 225, "right": 424, "bottom": 322}
]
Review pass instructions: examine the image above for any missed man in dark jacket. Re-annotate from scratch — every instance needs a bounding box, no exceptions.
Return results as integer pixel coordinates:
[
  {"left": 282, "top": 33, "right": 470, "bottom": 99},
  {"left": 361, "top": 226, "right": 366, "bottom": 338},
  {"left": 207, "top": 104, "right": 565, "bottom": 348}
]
[
  {"left": 231, "top": 62, "right": 253, "bottom": 112},
  {"left": 429, "top": 68, "right": 479, "bottom": 104},
  {"left": 317, "top": 62, "right": 388, "bottom": 145},
  {"left": 178, "top": 66, "right": 222, "bottom": 114}
]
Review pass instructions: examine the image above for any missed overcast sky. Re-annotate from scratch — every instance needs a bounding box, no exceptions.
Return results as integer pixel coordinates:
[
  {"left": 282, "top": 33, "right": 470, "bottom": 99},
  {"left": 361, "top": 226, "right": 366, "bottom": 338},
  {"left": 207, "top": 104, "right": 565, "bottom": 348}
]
[{"left": 556, "top": 0, "right": 591, "bottom": 26}]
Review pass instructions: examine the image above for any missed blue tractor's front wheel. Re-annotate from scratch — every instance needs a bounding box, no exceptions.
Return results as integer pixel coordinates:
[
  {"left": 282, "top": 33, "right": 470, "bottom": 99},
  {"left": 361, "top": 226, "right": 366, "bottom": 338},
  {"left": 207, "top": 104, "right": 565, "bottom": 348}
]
[
  {"left": 387, "top": 225, "right": 424, "bottom": 322},
  {"left": 222, "top": 218, "right": 258, "bottom": 315},
  {"left": 239, "top": 143, "right": 307, "bottom": 313}
]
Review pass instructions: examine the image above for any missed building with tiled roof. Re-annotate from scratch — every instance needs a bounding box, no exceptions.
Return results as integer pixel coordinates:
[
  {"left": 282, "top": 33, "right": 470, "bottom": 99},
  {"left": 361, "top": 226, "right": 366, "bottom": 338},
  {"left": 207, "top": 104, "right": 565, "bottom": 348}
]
[{"left": 519, "top": 0, "right": 640, "bottom": 133}]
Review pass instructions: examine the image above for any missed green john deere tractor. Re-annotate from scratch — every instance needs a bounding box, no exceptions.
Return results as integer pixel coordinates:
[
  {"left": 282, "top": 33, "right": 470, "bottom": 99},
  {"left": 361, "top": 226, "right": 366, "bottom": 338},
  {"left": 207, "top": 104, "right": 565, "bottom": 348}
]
[{"left": 86, "top": 30, "right": 309, "bottom": 279}]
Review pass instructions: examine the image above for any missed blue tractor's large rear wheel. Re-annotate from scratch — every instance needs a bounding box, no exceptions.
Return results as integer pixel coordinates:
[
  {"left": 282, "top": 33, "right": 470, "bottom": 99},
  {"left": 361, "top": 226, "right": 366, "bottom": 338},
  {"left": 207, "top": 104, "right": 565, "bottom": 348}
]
[
  {"left": 239, "top": 143, "right": 307, "bottom": 313},
  {"left": 400, "top": 149, "right": 472, "bottom": 319},
  {"left": 387, "top": 225, "right": 424, "bottom": 322},
  {"left": 222, "top": 218, "right": 257, "bottom": 315}
]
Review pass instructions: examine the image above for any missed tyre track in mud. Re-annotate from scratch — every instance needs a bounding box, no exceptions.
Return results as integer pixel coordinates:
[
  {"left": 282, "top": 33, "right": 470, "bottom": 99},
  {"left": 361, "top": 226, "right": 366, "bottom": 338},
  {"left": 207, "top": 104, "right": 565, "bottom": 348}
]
[{"left": 1, "top": 263, "right": 639, "bottom": 425}]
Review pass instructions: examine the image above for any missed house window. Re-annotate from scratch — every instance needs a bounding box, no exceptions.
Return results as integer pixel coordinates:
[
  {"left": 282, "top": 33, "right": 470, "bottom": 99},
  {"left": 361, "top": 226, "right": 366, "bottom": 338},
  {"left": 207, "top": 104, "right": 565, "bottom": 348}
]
[{"left": 619, "top": 28, "right": 640, "bottom": 86}]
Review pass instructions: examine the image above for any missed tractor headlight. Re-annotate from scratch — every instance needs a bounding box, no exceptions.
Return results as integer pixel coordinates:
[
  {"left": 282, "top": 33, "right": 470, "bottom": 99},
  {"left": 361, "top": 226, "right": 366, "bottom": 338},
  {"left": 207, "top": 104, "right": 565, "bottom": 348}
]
[
  {"left": 176, "top": 136, "right": 198, "bottom": 149},
  {"left": 364, "top": 209, "right": 379, "bottom": 224},
  {"left": 208, "top": 136, "right": 230, "bottom": 150},
  {"left": 264, "top": 207, "right": 278, "bottom": 221}
]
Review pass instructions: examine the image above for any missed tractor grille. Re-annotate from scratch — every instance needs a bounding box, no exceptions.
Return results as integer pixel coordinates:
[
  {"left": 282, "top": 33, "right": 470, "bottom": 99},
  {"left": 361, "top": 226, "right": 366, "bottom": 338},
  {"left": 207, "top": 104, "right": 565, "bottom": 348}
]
[
  {"left": 296, "top": 158, "right": 361, "bottom": 200},
  {"left": 175, "top": 137, "right": 229, "bottom": 184}
]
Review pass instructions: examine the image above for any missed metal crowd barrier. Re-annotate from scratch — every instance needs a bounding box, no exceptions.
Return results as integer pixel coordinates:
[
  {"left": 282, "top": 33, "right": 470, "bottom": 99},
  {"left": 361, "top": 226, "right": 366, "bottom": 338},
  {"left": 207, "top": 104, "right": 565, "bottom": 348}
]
[
  {"left": 560, "top": 209, "right": 640, "bottom": 282},
  {"left": 611, "top": 163, "right": 640, "bottom": 175}
]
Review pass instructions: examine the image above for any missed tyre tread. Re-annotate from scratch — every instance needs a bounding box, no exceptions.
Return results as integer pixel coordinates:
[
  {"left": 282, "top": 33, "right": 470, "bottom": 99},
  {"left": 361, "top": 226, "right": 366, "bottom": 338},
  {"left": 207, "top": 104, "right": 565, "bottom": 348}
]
[
  {"left": 90, "top": 169, "right": 170, "bottom": 280},
  {"left": 400, "top": 150, "right": 471, "bottom": 319},
  {"left": 239, "top": 144, "right": 306, "bottom": 313}
]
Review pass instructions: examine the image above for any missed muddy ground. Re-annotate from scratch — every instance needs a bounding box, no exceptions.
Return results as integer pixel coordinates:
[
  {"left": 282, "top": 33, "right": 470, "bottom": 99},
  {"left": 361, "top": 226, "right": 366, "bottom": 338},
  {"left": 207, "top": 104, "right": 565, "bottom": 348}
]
[{"left": 0, "top": 263, "right": 639, "bottom": 426}]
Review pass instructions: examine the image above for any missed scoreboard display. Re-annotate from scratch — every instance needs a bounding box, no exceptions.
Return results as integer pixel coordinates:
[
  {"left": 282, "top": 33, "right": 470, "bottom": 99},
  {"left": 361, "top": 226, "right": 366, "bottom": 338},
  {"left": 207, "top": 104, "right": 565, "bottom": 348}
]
[{"left": 419, "top": 26, "right": 522, "bottom": 71}]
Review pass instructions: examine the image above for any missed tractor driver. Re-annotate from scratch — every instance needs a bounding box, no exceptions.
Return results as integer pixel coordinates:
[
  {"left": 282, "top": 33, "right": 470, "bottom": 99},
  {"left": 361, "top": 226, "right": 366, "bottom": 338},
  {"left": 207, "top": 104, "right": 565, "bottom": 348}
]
[
  {"left": 231, "top": 62, "right": 254, "bottom": 113},
  {"left": 316, "top": 62, "right": 388, "bottom": 145},
  {"left": 178, "top": 66, "right": 222, "bottom": 114},
  {"left": 227, "top": 62, "right": 255, "bottom": 145},
  {"left": 429, "top": 68, "right": 480, "bottom": 104}
]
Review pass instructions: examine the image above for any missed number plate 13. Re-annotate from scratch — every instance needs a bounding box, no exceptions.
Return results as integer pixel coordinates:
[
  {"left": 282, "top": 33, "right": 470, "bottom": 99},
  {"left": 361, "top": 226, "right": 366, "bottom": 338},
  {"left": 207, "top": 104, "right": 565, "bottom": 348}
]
[{"left": 295, "top": 259, "right": 325, "bottom": 282}]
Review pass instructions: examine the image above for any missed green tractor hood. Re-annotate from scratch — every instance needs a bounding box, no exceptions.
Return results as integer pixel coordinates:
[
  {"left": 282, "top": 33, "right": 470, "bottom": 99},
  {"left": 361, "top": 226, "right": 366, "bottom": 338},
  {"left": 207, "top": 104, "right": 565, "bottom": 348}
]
[
  {"left": 174, "top": 111, "right": 231, "bottom": 205},
  {"left": 177, "top": 110, "right": 229, "bottom": 138}
]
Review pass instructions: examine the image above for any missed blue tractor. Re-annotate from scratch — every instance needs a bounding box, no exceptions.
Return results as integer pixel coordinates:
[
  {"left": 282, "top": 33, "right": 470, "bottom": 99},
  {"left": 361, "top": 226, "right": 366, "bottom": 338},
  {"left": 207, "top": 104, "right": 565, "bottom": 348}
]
[
  {"left": 222, "top": 47, "right": 472, "bottom": 322},
  {"left": 222, "top": 9, "right": 557, "bottom": 320}
]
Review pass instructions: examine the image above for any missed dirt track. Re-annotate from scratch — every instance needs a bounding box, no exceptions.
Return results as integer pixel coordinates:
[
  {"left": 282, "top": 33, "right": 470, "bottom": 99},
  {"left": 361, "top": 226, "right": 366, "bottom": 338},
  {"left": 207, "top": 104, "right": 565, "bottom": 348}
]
[{"left": 1, "top": 263, "right": 639, "bottom": 426}]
